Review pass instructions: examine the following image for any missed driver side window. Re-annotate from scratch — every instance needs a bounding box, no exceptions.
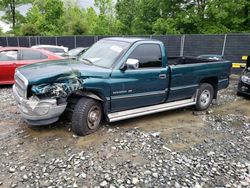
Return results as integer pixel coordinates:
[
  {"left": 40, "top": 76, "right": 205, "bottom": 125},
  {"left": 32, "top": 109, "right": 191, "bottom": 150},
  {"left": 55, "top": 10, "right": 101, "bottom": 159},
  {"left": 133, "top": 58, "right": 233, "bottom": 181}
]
[{"left": 128, "top": 44, "right": 162, "bottom": 68}]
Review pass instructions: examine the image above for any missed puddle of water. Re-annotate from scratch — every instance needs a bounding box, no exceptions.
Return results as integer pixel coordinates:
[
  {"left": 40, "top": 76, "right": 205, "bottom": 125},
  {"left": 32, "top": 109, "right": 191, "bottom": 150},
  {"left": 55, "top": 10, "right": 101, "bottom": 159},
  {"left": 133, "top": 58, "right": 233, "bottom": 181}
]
[
  {"left": 25, "top": 124, "right": 70, "bottom": 139},
  {"left": 75, "top": 128, "right": 110, "bottom": 148}
]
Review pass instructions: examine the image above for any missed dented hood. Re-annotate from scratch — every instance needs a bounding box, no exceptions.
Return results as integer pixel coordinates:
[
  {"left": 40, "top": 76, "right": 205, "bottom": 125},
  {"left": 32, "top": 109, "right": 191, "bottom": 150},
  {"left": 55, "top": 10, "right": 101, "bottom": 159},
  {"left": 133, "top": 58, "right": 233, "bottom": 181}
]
[{"left": 17, "top": 59, "right": 111, "bottom": 85}]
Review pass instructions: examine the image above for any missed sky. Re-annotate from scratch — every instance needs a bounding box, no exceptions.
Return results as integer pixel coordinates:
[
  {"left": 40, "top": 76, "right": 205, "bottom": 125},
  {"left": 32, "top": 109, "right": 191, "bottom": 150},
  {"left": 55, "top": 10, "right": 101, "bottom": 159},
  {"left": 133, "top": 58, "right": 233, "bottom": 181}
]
[{"left": 0, "top": 0, "right": 96, "bottom": 32}]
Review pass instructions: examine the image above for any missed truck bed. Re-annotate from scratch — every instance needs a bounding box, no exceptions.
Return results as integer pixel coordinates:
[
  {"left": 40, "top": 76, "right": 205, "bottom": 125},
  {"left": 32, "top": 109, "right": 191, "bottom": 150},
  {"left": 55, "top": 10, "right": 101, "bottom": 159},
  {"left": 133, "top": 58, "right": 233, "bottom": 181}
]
[{"left": 167, "top": 57, "right": 231, "bottom": 102}]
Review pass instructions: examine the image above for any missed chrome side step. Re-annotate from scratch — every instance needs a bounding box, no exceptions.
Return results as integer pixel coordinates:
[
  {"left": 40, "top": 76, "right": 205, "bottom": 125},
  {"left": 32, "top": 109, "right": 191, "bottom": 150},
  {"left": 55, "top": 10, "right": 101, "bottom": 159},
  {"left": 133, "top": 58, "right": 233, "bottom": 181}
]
[{"left": 108, "top": 98, "right": 196, "bottom": 122}]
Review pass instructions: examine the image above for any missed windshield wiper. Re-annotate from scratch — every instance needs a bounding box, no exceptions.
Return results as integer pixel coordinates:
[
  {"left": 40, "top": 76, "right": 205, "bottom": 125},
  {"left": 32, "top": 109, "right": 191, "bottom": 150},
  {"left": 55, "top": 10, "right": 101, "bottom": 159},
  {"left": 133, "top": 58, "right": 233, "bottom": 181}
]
[{"left": 80, "top": 58, "right": 93, "bottom": 65}]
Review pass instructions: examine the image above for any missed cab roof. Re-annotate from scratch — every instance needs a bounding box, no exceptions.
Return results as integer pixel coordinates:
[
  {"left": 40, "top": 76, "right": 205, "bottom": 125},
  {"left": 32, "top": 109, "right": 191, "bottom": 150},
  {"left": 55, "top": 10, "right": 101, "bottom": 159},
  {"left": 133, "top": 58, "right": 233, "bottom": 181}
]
[{"left": 103, "top": 37, "right": 158, "bottom": 44}]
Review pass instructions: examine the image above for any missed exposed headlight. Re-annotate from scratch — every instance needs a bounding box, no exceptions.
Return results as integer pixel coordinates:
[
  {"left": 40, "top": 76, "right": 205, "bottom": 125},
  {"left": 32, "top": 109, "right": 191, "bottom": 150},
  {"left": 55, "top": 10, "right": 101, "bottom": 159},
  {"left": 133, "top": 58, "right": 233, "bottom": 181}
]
[
  {"left": 19, "top": 101, "right": 50, "bottom": 115},
  {"left": 241, "top": 75, "right": 250, "bottom": 83},
  {"left": 33, "top": 105, "right": 50, "bottom": 116}
]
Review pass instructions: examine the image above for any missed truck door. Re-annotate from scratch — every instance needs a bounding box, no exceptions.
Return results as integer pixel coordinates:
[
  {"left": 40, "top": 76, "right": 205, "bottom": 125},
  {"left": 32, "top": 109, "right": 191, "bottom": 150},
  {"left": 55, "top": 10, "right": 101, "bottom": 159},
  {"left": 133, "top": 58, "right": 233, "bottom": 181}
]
[{"left": 110, "top": 43, "right": 170, "bottom": 112}]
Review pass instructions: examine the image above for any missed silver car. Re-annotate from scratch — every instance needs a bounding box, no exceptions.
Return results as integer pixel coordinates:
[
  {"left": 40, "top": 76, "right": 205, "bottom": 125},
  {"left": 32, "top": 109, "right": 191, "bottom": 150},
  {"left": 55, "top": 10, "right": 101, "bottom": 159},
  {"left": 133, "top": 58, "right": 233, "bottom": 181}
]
[{"left": 31, "top": 45, "right": 68, "bottom": 56}]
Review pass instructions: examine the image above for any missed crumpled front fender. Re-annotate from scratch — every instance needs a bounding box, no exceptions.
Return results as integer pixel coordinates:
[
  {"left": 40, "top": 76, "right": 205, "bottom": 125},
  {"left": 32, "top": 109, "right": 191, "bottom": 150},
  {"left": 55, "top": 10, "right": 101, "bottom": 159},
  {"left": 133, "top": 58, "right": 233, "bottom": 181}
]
[{"left": 31, "top": 74, "right": 84, "bottom": 98}]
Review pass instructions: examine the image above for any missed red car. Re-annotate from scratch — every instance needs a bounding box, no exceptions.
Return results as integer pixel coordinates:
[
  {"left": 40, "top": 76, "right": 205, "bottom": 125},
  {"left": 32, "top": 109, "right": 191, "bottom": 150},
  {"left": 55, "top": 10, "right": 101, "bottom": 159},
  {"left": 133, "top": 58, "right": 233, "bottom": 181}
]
[{"left": 0, "top": 47, "right": 64, "bottom": 84}]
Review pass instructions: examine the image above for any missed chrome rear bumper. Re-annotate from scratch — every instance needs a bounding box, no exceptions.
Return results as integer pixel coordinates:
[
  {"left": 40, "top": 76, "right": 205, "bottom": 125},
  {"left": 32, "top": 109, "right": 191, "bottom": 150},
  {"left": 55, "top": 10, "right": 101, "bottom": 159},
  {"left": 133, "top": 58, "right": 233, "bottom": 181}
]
[{"left": 13, "top": 85, "right": 67, "bottom": 125}]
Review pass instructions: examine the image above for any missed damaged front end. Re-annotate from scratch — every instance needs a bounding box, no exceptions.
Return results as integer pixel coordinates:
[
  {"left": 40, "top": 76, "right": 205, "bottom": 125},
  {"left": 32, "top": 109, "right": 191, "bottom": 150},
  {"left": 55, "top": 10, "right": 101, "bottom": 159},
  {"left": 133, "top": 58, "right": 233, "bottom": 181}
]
[
  {"left": 31, "top": 73, "right": 84, "bottom": 99},
  {"left": 13, "top": 70, "right": 85, "bottom": 125},
  {"left": 13, "top": 92, "right": 67, "bottom": 125}
]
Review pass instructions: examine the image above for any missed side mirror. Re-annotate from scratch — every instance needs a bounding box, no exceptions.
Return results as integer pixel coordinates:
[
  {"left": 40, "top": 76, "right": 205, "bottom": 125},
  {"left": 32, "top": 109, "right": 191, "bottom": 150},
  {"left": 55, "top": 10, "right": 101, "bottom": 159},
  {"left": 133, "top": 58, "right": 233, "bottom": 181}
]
[{"left": 125, "top": 58, "right": 139, "bottom": 70}]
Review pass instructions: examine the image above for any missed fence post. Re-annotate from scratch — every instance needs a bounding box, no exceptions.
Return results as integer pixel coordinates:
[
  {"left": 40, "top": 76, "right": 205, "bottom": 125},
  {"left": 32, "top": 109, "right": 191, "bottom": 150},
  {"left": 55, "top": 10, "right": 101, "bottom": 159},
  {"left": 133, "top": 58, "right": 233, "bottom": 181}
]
[
  {"left": 28, "top": 36, "right": 31, "bottom": 47},
  {"left": 6, "top": 37, "right": 8, "bottom": 46},
  {"left": 180, "top": 35, "right": 185, "bottom": 57},
  {"left": 17, "top": 37, "right": 19, "bottom": 47},
  {"left": 55, "top": 36, "right": 58, "bottom": 45},
  {"left": 94, "top": 36, "right": 98, "bottom": 43},
  {"left": 222, "top": 34, "right": 227, "bottom": 57},
  {"left": 74, "top": 35, "right": 77, "bottom": 48}
]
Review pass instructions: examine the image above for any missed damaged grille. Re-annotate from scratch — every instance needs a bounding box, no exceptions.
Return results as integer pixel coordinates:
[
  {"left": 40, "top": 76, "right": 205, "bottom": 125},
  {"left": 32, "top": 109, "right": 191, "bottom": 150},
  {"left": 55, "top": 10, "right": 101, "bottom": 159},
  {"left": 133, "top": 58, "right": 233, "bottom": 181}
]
[{"left": 14, "top": 71, "right": 28, "bottom": 99}]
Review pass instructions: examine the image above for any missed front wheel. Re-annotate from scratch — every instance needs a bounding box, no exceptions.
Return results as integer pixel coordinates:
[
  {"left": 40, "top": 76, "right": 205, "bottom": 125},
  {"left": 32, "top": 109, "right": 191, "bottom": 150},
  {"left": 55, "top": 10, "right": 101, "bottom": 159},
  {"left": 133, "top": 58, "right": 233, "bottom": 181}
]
[
  {"left": 195, "top": 83, "right": 214, "bottom": 111},
  {"left": 72, "top": 97, "right": 102, "bottom": 136}
]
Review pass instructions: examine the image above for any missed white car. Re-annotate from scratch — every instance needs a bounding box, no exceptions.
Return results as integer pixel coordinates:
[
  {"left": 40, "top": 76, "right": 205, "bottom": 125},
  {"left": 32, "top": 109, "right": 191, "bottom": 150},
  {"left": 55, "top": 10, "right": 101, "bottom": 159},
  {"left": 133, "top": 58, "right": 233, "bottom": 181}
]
[{"left": 31, "top": 45, "right": 68, "bottom": 56}]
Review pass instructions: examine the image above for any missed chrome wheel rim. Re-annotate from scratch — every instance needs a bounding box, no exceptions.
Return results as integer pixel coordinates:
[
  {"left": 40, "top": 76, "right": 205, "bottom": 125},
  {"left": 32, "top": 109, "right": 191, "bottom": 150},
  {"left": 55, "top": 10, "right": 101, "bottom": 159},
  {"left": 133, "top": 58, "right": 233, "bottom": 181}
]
[
  {"left": 200, "top": 89, "right": 211, "bottom": 107},
  {"left": 87, "top": 105, "right": 101, "bottom": 130}
]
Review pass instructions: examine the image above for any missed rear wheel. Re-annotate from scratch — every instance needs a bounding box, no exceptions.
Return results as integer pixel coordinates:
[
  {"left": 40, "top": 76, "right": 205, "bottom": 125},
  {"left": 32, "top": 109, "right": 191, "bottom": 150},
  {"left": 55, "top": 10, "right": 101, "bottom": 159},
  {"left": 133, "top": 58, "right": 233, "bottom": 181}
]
[
  {"left": 195, "top": 83, "right": 214, "bottom": 111},
  {"left": 72, "top": 97, "right": 102, "bottom": 136}
]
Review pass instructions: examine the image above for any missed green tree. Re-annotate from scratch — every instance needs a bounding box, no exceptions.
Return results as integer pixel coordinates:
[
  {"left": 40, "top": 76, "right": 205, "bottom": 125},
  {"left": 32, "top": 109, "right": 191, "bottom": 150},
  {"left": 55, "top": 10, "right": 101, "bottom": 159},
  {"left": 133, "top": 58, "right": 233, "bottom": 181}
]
[
  {"left": 21, "top": 0, "right": 64, "bottom": 35},
  {"left": 20, "top": 22, "right": 39, "bottom": 36},
  {"left": 0, "top": 27, "right": 3, "bottom": 36},
  {"left": 152, "top": 0, "right": 201, "bottom": 34},
  {"left": 175, "top": 0, "right": 250, "bottom": 34},
  {"left": 115, "top": 0, "right": 137, "bottom": 34},
  {"left": 0, "top": 0, "right": 33, "bottom": 30},
  {"left": 94, "top": 0, "right": 112, "bottom": 15},
  {"left": 204, "top": 0, "right": 250, "bottom": 33},
  {"left": 135, "top": 0, "right": 162, "bottom": 34},
  {"left": 62, "top": 0, "right": 77, "bottom": 7},
  {"left": 116, "top": 0, "right": 250, "bottom": 35},
  {"left": 116, "top": 0, "right": 183, "bottom": 34},
  {"left": 84, "top": 7, "right": 98, "bottom": 34},
  {"left": 153, "top": 18, "right": 180, "bottom": 34},
  {"left": 10, "top": 0, "right": 250, "bottom": 36},
  {"left": 93, "top": 0, "right": 117, "bottom": 35},
  {"left": 62, "top": 6, "right": 88, "bottom": 35}
]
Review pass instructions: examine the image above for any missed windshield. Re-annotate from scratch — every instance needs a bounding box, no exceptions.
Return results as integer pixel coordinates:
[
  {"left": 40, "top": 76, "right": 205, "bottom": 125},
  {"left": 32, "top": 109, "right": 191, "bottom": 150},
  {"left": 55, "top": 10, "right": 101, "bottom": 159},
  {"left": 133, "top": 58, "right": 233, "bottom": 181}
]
[
  {"left": 79, "top": 39, "right": 130, "bottom": 68},
  {"left": 45, "top": 47, "right": 65, "bottom": 53},
  {"left": 67, "top": 48, "right": 85, "bottom": 56}
]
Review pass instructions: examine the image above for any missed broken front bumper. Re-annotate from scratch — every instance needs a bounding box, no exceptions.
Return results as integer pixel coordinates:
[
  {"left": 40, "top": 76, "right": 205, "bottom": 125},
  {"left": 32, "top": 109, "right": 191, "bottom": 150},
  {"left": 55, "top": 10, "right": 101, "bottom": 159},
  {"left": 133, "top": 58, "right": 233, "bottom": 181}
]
[{"left": 13, "top": 85, "right": 67, "bottom": 125}]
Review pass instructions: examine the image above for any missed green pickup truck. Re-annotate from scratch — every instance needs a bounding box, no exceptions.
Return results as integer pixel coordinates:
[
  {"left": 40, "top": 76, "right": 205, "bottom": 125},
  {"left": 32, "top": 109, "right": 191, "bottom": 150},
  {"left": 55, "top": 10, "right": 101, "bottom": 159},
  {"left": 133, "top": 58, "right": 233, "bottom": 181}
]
[{"left": 13, "top": 37, "right": 232, "bottom": 135}]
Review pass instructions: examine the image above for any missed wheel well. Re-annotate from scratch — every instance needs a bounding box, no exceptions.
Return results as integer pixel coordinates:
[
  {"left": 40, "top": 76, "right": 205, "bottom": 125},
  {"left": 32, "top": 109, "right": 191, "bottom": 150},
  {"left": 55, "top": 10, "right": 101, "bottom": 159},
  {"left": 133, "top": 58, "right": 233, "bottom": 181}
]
[
  {"left": 66, "top": 90, "right": 108, "bottom": 117},
  {"left": 199, "top": 77, "right": 218, "bottom": 99}
]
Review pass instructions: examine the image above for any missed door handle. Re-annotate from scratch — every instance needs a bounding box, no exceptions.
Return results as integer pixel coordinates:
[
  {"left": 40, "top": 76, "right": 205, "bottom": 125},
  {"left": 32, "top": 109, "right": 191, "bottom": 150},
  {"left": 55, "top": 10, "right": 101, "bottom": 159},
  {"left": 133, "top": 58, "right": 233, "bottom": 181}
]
[{"left": 159, "top": 74, "right": 167, "bottom": 79}]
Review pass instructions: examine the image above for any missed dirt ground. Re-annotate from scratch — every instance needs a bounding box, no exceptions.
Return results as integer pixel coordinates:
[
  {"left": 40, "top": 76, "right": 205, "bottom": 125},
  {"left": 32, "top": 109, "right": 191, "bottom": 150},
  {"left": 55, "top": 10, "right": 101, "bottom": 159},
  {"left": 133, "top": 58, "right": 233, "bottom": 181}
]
[{"left": 0, "top": 75, "right": 249, "bottom": 188}]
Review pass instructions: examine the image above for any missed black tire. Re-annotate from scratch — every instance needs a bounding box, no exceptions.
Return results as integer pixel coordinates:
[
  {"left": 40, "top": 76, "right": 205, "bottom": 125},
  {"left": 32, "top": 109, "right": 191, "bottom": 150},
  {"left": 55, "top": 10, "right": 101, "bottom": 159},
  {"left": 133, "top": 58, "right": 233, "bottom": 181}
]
[
  {"left": 195, "top": 83, "right": 214, "bottom": 111},
  {"left": 72, "top": 97, "right": 102, "bottom": 136}
]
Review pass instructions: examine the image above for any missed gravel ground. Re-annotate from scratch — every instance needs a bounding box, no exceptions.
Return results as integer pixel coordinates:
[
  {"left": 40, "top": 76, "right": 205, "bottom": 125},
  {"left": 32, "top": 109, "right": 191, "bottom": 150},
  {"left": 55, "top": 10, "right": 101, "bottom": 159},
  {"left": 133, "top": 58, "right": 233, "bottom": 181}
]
[{"left": 0, "top": 75, "right": 249, "bottom": 188}]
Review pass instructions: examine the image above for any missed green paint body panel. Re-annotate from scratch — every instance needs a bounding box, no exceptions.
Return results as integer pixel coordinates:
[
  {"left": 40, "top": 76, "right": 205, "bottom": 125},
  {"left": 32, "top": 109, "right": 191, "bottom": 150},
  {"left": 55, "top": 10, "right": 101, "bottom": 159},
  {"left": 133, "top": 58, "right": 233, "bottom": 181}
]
[{"left": 17, "top": 37, "right": 232, "bottom": 114}]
